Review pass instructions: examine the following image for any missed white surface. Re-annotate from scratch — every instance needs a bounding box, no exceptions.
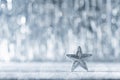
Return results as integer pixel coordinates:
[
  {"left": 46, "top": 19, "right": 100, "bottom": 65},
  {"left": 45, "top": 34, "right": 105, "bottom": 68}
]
[{"left": 0, "top": 62, "right": 120, "bottom": 79}]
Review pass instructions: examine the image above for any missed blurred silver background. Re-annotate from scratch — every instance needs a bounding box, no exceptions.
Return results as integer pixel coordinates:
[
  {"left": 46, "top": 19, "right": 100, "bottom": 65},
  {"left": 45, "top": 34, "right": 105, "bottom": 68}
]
[{"left": 0, "top": 0, "right": 120, "bottom": 62}]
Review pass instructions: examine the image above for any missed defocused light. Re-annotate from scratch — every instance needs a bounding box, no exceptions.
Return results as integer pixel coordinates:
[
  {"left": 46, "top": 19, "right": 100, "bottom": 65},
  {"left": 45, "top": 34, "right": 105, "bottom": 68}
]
[
  {"left": 55, "top": 9, "right": 62, "bottom": 17},
  {"left": 46, "top": 38, "right": 55, "bottom": 60},
  {"left": 20, "top": 26, "right": 26, "bottom": 34},
  {"left": 7, "top": 0, "right": 12, "bottom": 10},
  {"left": 111, "top": 37, "right": 118, "bottom": 48},
  {"left": 97, "top": 27, "right": 102, "bottom": 40},
  {"left": 9, "top": 43, "right": 15, "bottom": 58},
  {"left": 20, "top": 16, "right": 26, "bottom": 25},
  {"left": 0, "top": 39, "right": 11, "bottom": 62},
  {"left": 1, "top": 3, "right": 6, "bottom": 9},
  {"left": 0, "top": 0, "right": 120, "bottom": 62},
  {"left": 74, "top": 17, "right": 81, "bottom": 27},
  {"left": 101, "top": 14, "right": 106, "bottom": 19},
  {"left": 112, "top": 8, "right": 118, "bottom": 16},
  {"left": 28, "top": 53, "right": 33, "bottom": 61},
  {"left": 111, "top": 19, "right": 116, "bottom": 24},
  {"left": 17, "top": 16, "right": 26, "bottom": 25}
]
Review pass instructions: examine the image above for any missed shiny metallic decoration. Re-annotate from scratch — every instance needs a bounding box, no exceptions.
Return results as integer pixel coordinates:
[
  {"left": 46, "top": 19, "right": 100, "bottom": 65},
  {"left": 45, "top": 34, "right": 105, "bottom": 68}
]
[{"left": 66, "top": 46, "right": 92, "bottom": 71}]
